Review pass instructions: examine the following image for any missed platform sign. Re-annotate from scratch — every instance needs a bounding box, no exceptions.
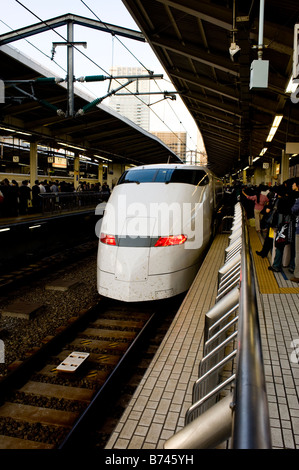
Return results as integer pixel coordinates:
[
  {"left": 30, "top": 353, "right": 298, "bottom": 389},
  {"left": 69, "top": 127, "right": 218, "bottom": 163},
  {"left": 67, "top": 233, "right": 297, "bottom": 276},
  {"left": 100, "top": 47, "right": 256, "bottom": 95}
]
[{"left": 53, "top": 156, "right": 67, "bottom": 168}]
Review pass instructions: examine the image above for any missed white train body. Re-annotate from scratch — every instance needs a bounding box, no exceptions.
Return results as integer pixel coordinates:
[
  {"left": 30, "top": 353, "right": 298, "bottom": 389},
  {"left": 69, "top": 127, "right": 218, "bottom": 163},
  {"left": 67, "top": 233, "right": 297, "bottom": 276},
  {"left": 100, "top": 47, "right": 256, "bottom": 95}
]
[{"left": 97, "top": 164, "right": 222, "bottom": 302}]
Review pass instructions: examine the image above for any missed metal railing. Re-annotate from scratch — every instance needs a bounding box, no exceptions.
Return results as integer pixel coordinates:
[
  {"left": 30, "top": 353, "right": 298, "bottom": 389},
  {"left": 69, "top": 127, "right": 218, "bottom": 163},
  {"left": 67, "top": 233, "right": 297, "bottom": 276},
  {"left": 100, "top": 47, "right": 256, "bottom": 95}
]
[
  {"left": 38, "top": 191, "right": 103, "bottom": 214},
  {"left": 164, "top": 203, "right": 272, "bottom": 449}
]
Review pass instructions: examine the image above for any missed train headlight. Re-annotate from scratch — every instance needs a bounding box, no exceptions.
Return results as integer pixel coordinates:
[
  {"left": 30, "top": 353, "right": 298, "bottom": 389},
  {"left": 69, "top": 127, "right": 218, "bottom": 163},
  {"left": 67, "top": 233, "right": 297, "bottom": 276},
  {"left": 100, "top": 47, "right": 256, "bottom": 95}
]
[{"left": 154, "top": 235, "right": 187, "bottom": 247}]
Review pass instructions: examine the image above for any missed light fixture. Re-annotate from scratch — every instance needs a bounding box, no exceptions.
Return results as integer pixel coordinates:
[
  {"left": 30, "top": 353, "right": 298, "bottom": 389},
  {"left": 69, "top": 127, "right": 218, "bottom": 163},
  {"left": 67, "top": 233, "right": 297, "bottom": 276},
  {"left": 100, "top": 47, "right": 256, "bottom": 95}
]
[
  {"left": 57, "top": 142, "right": 85, "bottom": 151},
  {"left": 93, "top": 154, "right": 112, "bottom": 162},
  {"left": 253, "top": 157, "right": 260, "bottom": 162},
  {"left": 0, "top": 126, "right": 32, "bottom": 136},
  {"left": 0, "top": 126, "right": 14, "bottom": 132},
  {"left": 266, "top": 115, "right": 283, "bottom": 142},
  {"left": 285, "top": 76, "right": 298, "bottom": 94},
  {"left": 259, "top": 147, "right": 268, "bottom": 156}
]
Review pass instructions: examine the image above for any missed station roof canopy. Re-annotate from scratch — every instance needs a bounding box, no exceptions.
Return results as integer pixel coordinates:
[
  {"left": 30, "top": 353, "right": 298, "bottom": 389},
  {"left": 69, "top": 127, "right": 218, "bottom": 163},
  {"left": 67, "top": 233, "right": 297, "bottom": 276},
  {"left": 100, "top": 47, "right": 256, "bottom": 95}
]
[
  {"left": 0, "top": 27, "right": 180, "bottom": 167},
  {"left": 123, "top": 0, "right": 299, "bottom": 177}
]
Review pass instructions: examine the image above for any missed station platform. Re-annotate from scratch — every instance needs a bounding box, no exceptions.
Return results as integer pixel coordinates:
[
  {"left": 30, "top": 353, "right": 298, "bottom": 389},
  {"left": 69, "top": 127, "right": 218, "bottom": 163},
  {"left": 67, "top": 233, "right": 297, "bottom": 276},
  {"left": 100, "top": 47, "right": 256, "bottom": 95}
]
[{"left": 105, "top": 226, "right": 299, "bottom": 450}]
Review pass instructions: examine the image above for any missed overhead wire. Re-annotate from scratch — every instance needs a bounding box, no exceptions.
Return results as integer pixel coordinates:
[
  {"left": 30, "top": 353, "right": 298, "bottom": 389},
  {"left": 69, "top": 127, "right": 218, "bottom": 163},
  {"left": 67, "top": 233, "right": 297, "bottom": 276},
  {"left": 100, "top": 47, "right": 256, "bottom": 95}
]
[
  {"left": 79, "top": 0, "right": 198, "bottom": 154},
  {"left": 0, "top": 19, "right": 67, "bottom": 74},
  {"left": 12, "top": 0, "right": 197, "bottom": 154}
]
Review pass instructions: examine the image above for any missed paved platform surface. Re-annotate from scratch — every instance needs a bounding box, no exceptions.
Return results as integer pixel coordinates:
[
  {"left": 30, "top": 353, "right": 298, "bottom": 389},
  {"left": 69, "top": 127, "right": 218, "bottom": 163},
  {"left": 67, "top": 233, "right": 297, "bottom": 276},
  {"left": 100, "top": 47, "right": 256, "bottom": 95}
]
[{"left": 105, "top": 227, "right": 299, "bottom": 449}]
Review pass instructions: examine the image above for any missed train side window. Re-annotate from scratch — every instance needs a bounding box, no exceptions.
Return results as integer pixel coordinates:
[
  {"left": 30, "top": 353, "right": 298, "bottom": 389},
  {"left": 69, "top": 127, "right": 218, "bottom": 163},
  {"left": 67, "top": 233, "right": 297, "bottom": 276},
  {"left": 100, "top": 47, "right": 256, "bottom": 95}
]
[{"left": 168, "top": 169, "right": 209, "bottom": 186}]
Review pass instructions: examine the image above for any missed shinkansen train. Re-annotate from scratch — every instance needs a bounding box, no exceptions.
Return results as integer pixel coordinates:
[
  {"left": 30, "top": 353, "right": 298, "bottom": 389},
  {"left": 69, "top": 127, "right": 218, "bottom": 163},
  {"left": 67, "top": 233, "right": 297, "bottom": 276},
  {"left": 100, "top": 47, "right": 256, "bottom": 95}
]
[{"left": 97, "top": 163, "right": 223, "bottom": 302}]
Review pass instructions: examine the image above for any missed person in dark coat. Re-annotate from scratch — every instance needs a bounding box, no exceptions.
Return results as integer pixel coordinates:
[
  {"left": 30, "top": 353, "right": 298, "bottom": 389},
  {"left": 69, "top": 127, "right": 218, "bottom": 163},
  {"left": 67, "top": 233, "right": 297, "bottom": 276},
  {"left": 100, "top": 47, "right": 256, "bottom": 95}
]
[
  {"left": 19, "top": 180, "right": 31, "bottom": 215},
  {"left": 290, "top": 178, "right": 299, "bottom": 282},
  {"left": 32, "top": 180, "right": 41, "bottom": 213},
  {"left": 255, "top": 190, "right": 277, "bottom": 258},
  {"left": 268, "top": 186, "right": 293, "bottom": 272}
]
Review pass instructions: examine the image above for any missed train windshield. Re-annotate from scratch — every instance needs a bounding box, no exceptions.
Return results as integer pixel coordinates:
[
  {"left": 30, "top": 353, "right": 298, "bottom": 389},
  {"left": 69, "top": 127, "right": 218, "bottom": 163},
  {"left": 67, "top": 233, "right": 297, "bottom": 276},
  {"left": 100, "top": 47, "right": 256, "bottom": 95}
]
[{"left": 117, "top": 168, "right": 209, "bottom": 186}]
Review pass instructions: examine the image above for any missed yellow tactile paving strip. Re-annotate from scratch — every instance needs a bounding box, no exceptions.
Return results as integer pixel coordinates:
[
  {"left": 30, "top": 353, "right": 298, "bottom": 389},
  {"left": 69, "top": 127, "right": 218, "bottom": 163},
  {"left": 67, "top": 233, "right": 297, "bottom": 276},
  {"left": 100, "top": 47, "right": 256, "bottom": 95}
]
[{"left": 248, "top": 226, "right": 299, "bottom": 294}]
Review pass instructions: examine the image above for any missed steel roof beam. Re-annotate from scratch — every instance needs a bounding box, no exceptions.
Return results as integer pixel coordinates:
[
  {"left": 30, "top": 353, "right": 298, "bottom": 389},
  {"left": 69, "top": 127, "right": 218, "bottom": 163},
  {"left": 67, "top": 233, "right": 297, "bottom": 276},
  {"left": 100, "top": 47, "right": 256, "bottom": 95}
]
[
  {"left": 185, "top": 93, "right": 242, "bottom": 117},
  {"left": 154, "top": 0, "right": 232, "bottom": 31},
  {"left": 0, "top": 13, "right": 145, "bottom": 45},
  {"left": 168, "top": 69, "right": 240, "bottom": 101},
  {"left": 151, "top": 36, "right": 239, "bottom": 77}
]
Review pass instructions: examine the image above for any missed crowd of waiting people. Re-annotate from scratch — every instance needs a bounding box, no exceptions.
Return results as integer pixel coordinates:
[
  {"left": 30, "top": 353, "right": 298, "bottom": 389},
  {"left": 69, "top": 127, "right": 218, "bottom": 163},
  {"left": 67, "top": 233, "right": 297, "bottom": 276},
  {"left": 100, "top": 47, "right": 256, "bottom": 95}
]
[
  {"left": 230, "top": 178, "right": 299, "bottom": 283},
  {"left": 3, "top": 175, "right": 299, "bottom": 282},
  {"left": 0, "top": 178, "right": 111, "bottom": 217}
]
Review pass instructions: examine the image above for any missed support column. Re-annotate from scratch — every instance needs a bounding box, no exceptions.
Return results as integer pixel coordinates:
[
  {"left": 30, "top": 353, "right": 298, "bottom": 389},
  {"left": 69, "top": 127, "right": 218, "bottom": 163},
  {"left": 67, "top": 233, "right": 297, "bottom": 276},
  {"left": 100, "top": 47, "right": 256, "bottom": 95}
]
[
  {"left": 243, "top": 169, "right": 247, "bottom": 184},
  {"left": 29, "top": 141, "right": 38, "bottom": 189},
  {"left": 74, "top": 154, "right": 80, "bottom": 189},
  {"left": 280, "top": 149, "right": 289, "bottom": 182},
  {"left": 67, "top": 21, "right": 74, "bottom": 118},
  {"left": 98, "top": 162, "right": 103, "bottom": 185}
]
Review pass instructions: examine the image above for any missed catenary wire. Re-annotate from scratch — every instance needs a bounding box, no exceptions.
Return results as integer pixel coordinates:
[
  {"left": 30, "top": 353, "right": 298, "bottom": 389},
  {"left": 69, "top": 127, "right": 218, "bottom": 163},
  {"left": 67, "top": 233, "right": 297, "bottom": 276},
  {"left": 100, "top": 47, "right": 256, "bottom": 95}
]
[
  {"left": 13, "top": 0, "right": 198, "bottom": 154},
  {"left": 79, "top": 0, "right": 198, "bottom": 153}
]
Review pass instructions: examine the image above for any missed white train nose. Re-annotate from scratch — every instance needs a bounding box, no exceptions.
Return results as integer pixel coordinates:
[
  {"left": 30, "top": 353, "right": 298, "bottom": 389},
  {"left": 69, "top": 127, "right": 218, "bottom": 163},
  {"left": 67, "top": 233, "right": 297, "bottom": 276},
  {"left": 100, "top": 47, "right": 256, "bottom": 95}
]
[
  {"left": 115, "top": 216, "right": 155, "bottom": 282},
  {"left": 115, "top": 247, "right": 149, "bottom": 281}
]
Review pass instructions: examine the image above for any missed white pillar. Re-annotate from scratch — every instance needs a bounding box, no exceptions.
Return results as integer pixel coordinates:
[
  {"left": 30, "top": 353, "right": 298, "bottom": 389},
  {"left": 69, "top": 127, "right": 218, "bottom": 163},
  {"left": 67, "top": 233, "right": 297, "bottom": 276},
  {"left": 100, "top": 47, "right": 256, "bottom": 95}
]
[
  {"left": 98, "top": 162, "right": 103, "bottom": 185},
  {"left": 29, "top": 141, "right": 38, "bottom": 189},
  {"left": 74, "top": 154, "right": 80, "bottom": 189},
  {"left": 280, "top": 149, "right": 289, "bottom": 182}
]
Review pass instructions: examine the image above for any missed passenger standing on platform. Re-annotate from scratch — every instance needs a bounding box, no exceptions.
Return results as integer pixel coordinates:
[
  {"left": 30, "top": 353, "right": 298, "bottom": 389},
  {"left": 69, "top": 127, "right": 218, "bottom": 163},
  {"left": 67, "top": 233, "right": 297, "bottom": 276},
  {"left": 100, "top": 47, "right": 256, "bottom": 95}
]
[
  {"left": 241, "top": 184, "right": 254, "bottom": 219},
  {"left": 101, "top": 182, "right": 111, "bottom": 201},
  {"left": 0, "top": 178, "right": 11, "bottom": 217},
  {"left": 39, "top": 181, "right": 46, "bottom": 194},
  {"left": 50, "top": 181, "right": 59, "bottom": 192},
  {"left": 256, "top": 189, "right": 277, "bottom": 258},
  {"left": 32, "top": 180, "right": 40, "bottom": 213},
  {"left": 9, "top": 180, "right": 19, "bottom": 217},
  {"left": 0, "top": 188, "right": 3, "bottom": 217},
  {"left": 19, "top": 180, "right": 31, "bottom": 215},
  {"left": 290, "top": 179, "right": 299, "bottom": 283},
  {"left": 268, "top": 185, "right": 293, "bottom": 273},
  {"left": 43, "top": 180, "right": 50, "bottom": 192},
  {"left": 242, "top": 184, "right": 269, "bottom": 232}
]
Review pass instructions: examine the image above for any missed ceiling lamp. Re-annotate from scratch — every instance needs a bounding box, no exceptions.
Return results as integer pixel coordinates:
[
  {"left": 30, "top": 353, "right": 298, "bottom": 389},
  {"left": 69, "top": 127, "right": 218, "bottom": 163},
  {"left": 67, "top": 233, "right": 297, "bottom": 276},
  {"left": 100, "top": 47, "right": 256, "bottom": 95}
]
[
  {"left": 266, "top": 115, "right": 283, "bottom": 142},
  {"left": 259, "top": 147, "right": 268, "bottom": 156}
]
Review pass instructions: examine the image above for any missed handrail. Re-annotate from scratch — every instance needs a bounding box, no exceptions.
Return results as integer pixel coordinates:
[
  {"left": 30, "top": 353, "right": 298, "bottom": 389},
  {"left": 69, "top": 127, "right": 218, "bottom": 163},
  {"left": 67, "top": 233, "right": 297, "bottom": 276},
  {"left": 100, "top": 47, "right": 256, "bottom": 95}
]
[
  {"left": 164, "top": 202, "right": 272, "bottom": 449},
  {"left": 38, "top": 191, "right": 103, "bottom": 214},
  {"left": 231, "top": 207, "right": 272, "bottom": 449}
]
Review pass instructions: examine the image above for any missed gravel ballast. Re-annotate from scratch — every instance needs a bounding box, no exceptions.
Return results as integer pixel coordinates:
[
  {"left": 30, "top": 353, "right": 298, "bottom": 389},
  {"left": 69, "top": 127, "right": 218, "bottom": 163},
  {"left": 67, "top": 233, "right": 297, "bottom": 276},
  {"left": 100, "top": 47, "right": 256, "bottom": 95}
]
[{"left": 0, "top": 251, "right": 99, "bottom": 377}]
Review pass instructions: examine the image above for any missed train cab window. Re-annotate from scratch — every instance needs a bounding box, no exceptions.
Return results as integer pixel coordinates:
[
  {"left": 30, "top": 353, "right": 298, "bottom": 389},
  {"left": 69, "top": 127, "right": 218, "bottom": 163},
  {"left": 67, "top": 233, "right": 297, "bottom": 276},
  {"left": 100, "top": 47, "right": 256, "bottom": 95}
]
[
  {"left": 155, "top": 169, "right": 173, "bottom": 182},
  {"left": 117, "top": 168, "right": 209, "bottom": 186},
  {"left": 117, "top": 169, "right": 157, "bottom": 184}
]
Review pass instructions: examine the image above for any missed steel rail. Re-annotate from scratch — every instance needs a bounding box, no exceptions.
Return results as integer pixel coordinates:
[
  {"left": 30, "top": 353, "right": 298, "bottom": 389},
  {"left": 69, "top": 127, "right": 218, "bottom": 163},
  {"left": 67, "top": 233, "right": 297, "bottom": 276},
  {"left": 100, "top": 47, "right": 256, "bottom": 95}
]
[{"left": 58, "top": 310, "right": 158, "bottom": 449}]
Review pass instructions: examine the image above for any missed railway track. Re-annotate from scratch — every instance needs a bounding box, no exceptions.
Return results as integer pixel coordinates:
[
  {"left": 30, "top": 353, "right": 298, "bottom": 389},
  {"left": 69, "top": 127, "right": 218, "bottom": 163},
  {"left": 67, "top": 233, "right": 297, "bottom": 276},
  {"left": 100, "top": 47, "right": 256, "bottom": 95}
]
[
  {"left": 0, "top": 298, "right": 173, "bottom": 449},
  {"left": 0, "top": 238, "right": 98, "bottom": 295}
]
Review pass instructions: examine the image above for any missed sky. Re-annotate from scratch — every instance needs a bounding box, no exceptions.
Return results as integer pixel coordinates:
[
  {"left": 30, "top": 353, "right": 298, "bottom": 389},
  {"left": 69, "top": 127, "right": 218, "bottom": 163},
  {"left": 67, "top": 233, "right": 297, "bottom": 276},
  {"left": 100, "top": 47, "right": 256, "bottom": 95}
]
[{"left": 0, "top": 0, "right": 203, "bottom": 156}]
